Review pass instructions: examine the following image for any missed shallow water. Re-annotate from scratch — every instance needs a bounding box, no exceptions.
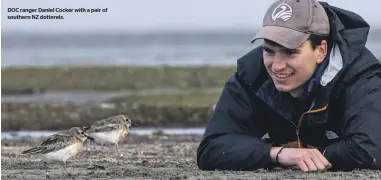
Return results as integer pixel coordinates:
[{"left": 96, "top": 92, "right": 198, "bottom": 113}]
[{"left": 1, "top": 127, "right": 206, "bottom": 140}]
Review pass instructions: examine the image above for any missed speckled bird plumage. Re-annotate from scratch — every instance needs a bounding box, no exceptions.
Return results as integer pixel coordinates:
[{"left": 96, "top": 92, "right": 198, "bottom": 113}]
[
  {"left": 21, "top": 127, "right": 94, "bottom": 179},
  {"left": 87, "top": 114, "right": 130, "bottom": 134},
  {"left": 84, "top": 114, "right": 136, "bottom": 157}
]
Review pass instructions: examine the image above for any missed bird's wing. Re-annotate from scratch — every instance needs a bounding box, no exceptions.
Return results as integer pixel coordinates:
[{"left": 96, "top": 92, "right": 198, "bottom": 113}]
[
  {"left": 89, "top": 122, "right": 122, "bottom": 133},
  {"left": 21, "top": 133, "right": 75, "bottom": 154},
  {"left": 88, "top": 117, "right": 123, "bottom": 133}
]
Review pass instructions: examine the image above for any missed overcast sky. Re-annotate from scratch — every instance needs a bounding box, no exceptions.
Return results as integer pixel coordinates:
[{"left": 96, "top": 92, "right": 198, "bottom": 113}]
[{"left": 2, "top": 0, "right": 381, "bottom": 32}]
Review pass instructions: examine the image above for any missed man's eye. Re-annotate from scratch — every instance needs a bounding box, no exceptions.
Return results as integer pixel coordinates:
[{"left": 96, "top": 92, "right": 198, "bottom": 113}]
[
  {"left": 285, "top": 50, "right": 298, "bottom": 55},
  {"left": 264, "top": 48, "right": 274, "bottom": 54}
]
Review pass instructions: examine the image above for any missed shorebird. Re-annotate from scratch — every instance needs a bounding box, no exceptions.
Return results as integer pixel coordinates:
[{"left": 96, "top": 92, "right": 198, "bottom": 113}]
[
  {"left": 21, "top": 127, "right": 94, "bottom": 179},
  {"left": 84, "top": 114, "right": 137, "bottom": 157}
]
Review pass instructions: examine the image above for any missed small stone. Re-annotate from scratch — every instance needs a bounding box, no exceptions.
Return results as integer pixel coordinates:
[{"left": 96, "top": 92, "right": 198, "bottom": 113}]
[{"left": 142, "top": 160, "right": 149, "bottom": 166}]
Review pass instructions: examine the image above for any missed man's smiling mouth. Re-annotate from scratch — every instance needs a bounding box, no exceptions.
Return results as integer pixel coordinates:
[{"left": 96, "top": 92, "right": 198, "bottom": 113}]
[{"left": 273, "top": 72, "right": 295, "bottom": 79}]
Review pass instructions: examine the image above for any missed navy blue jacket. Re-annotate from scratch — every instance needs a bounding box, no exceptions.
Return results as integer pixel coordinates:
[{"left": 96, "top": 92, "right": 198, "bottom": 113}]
[{"left": 197, "top": 2, "right": 381, "bottom": 171}]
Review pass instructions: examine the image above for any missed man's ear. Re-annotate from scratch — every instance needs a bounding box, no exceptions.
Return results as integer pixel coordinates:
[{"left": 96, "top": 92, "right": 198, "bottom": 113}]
[{"left": 316, "top": 40, "right": 328, "bottom": 64}]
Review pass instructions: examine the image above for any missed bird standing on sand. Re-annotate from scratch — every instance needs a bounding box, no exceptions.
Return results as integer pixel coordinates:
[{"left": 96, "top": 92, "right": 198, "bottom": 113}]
[
  {"left": 84, "top": 114, "right": 137, "bottom": 157},
  {"left": 21, "top": 127, "right": 94, "bottom": 179}
]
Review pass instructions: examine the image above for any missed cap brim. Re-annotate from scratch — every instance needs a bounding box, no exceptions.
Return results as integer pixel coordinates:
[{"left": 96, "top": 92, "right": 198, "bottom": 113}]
[{"left": 251, "top": 26, "right": 310, "bottom": 49}]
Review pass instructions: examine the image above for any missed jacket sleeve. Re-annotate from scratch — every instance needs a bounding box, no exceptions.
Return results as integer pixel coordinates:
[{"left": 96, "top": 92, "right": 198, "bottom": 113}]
[
  {"left": 324, "top": 74, "right": 381, "bottom": 170},
  {"left": 196, "top": 72, "right": 275, "bottom": 171}
]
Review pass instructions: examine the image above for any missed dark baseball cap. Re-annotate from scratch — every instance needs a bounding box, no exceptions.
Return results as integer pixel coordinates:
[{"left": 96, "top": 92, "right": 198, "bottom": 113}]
[{"left": 251, "top": 0, "right": 330, "bottom": 49}]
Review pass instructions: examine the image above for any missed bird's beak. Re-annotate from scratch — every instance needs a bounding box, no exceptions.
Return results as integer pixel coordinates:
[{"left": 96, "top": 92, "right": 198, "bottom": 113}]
[
  {"left": 131, "top": 123, "right": 138, "bottom": 127},
  {"left": 84, "top": 133, "right": 95, "bottom": 141}
]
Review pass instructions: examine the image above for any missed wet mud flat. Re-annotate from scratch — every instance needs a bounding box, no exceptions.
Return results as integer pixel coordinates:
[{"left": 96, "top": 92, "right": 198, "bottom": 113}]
[{"left": 2, "top": 135, "right": 380, "bottom": 180}]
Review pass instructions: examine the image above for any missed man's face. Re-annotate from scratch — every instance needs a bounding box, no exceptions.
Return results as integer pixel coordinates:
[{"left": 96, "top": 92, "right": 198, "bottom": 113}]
[{"left": 262, "top": 39, "right": 327, "bottom": 94}]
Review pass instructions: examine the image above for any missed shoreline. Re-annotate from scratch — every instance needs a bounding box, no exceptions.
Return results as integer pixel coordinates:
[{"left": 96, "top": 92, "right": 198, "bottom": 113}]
[{"left": 1, "top": 127, "right": 206, "bottom": 140}]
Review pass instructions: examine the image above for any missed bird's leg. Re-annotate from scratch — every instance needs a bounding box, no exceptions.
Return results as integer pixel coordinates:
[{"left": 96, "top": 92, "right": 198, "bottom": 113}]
[
  {"left": 44, "top": 162, "right": 50, "bottom": 179},
  {"left": 115, "top": 143, "right": 123, "bottom": 157},
  {"left": 63, "top": 161, "right": 71, "bottom": 176},
  {"left": 86, "top": 139, "right": 91, "bottom": 151}
]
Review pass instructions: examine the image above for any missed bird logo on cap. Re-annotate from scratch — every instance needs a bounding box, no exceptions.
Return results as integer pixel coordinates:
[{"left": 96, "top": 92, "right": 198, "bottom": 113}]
[{"left": 271, "top": 3, "right": 293, "bottom": 22}]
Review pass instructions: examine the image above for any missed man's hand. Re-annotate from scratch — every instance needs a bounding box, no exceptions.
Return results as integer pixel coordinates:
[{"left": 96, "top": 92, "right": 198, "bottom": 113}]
[{"left": 270, "top": 147, "right": 332, "bottom": 172}]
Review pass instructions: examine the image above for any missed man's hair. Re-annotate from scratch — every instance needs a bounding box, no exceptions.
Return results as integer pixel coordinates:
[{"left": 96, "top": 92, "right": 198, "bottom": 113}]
[{"left": 307, "top": 34, "right": 330, "bottom": 50}]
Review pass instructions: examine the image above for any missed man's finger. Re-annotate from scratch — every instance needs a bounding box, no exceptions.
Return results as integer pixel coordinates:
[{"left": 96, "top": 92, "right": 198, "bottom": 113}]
[
  {"left": 305, "top": 147, "right": 331, "bottom": 169},
  {"left": 296, "top": 160, "right": 309, "bottom": 172},
  {"left": 310, "top": 151, "right": 326, "bottom": 171},
  {"left": 314, "top": 149, "right": 332, "bottom": 168},
  {"left": 304, "top": 157, "right": 318, "bottom": 172}
]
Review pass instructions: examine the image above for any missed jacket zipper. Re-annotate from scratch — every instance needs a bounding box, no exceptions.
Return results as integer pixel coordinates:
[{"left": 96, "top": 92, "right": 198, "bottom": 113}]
[
  {"left": 284, "top": 113, "right": 304, "bottom": 148},
  {"left": 296, "top": 112, "right": 308, "bottom": 148},
  {"left": 295, "top": 104, "right": 328, "bottom": 148}
]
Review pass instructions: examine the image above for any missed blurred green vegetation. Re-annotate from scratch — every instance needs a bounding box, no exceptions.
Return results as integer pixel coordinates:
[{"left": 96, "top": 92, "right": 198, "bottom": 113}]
[{"left": 1, "top": 66, "right": 236, "bottom": 91}]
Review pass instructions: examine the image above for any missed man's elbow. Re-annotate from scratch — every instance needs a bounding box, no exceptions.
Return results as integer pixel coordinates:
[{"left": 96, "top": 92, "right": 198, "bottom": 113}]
[
  {"left": 197, "top": 152, "right": 213, "bottom": 170},
  {"left": 347, "top": 139, "right": 381, "bottom": 170},
  {"left": 196, "top": 139, "right": 232, "bottom": 171},
  {"left": 365, "top": 145, "right": 381, "bottom": 170},
  {"left": 196, "top": 143, "right": 216, "bottom": 170},
  {"left": 358, "top": 141, "right": 381, "bottom": 169}
]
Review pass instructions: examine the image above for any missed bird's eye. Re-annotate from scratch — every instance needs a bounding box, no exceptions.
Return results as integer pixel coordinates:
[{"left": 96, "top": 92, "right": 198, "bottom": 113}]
[{"left": 80, "top": 132, "right": 84, "bottom": 135}]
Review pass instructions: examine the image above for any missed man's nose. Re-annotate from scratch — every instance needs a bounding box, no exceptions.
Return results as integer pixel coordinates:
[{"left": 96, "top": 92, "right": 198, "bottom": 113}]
[{"left": 272, "top": 54, "right": 287, "bottom": 71}]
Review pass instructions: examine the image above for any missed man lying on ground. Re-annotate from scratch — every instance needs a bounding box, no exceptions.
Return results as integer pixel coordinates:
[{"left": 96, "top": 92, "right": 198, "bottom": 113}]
[{"left": 197, "top": 0, "right": 381, "bottom": 172}]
